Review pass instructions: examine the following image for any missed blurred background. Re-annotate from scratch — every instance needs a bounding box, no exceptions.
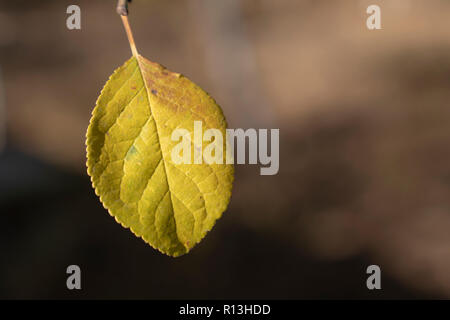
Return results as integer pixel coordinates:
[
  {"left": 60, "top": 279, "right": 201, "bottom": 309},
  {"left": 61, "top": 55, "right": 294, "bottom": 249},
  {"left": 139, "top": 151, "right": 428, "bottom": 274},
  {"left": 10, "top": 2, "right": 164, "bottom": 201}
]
[{"left": 1, "top": 0, "right": 450, "bottom": 299}]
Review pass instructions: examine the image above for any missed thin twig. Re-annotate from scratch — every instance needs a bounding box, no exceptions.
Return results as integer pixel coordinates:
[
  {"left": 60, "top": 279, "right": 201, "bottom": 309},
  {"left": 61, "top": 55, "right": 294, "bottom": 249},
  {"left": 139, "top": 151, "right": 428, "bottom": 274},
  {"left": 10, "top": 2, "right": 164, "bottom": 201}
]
[{"left": 117, "top": 0, "right": 131, "bottom": 16}]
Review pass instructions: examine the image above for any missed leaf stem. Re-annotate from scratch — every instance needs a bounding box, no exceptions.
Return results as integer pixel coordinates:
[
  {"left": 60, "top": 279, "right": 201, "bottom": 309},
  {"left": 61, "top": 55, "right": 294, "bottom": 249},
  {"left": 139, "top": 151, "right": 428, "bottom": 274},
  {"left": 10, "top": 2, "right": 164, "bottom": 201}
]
[
  {"left": 117, "top": 0, "right": 138, "bottom": 57},
  {"left": 120, "top": 15, "right": 138, "bottom": 57}
]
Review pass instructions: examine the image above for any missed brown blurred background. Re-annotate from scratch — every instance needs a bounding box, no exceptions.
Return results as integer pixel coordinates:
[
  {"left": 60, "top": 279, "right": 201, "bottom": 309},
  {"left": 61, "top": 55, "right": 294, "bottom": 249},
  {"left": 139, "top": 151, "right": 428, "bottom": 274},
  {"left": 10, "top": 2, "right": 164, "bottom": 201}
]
[{"left": 1, "top": 0, "right": 450, "bottom": 299}]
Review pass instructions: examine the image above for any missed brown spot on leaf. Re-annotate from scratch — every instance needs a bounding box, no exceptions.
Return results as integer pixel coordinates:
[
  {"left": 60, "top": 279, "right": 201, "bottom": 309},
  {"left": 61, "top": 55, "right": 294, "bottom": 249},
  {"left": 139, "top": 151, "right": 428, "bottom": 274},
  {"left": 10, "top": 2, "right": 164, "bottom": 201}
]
[{"left": 151, "top": 89, "right": 158, "bottom": 95}]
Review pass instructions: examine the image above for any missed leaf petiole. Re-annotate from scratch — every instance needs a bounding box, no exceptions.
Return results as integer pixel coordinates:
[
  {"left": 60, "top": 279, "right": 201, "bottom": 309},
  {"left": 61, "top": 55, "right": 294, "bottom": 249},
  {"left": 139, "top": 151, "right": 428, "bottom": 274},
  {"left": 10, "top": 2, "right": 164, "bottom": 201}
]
[{"left": 120, "top": 14, "right": 138, "bottom": 57}]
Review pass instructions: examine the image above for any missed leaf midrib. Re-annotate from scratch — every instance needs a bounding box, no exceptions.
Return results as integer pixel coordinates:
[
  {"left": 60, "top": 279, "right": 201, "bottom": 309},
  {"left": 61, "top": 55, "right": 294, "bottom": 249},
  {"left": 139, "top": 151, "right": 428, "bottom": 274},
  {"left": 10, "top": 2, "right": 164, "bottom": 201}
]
[{"left": 135, "top": 55, "right": 189, "bottom": 251}]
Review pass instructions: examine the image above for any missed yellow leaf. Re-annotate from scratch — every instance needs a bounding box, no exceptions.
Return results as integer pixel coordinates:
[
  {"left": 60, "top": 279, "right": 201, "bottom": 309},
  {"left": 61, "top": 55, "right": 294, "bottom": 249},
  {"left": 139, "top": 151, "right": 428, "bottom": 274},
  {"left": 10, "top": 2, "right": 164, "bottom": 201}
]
[{"left": 86, "top": 55, "right": 234, "bottom": 257}]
